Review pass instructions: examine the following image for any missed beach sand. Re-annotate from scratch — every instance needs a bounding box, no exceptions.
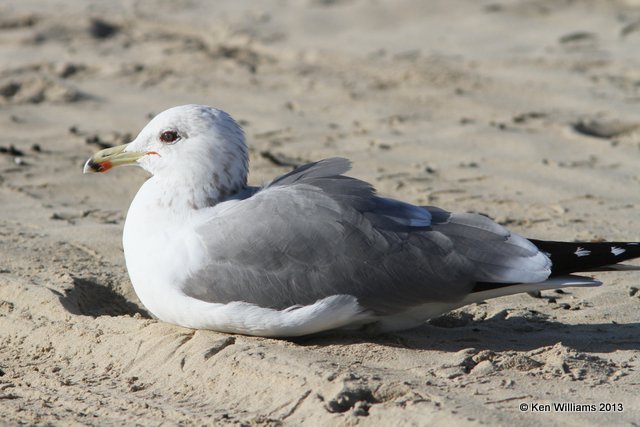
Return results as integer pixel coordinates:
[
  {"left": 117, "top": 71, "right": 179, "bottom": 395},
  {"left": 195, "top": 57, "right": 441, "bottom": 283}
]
[{"left": 1, "top": 0, "right": 640, "bottom": 424}]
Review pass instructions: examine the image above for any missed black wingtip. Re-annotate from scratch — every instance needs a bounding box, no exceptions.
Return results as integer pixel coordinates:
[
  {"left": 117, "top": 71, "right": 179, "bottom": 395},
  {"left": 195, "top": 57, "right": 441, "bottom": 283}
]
[{"left": 528, "top": 240, "right": 640, "bottom": 276}]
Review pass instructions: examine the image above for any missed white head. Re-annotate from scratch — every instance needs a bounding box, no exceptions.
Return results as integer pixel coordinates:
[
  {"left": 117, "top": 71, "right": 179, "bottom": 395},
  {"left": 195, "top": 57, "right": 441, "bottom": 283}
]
[{"left": 84, "top": 104, "right": 248, "bottom": 208}]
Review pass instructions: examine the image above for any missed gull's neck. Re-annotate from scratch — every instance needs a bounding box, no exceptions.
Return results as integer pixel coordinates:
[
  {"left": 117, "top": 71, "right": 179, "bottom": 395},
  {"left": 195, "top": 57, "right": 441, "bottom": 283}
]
[{"left": 147, "top": 174, "right": 246, "bottom": 212}]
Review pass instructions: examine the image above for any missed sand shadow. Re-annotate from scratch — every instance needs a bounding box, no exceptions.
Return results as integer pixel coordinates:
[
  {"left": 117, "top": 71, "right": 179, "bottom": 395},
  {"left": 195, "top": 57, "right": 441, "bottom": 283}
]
[
  {"left": 290, "top": 315, "right": 640, "bottom": 353},
  {"left": 54, "top": 279, "right": 640, "bottom": 352},
  {"left": 58, "top": 276, "right": 150, "bottom": 318}
]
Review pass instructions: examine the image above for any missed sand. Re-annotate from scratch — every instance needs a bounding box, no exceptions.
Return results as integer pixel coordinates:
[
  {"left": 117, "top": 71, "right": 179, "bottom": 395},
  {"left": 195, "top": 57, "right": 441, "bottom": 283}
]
[{"left": 1, "top": 0, "right": 640, "bottom": 425}]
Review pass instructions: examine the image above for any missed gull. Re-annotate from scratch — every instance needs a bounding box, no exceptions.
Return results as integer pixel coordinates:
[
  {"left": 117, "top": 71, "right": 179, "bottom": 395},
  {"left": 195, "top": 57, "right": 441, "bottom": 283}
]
[{"left": 84, "top": 104, "right": 640, "bottom": 337}]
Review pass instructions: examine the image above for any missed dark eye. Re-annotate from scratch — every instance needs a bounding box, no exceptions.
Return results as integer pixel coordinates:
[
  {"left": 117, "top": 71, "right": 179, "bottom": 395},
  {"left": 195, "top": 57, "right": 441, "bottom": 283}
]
[{"left": 160, "top": 130, "right": 179, "bottom": 144}]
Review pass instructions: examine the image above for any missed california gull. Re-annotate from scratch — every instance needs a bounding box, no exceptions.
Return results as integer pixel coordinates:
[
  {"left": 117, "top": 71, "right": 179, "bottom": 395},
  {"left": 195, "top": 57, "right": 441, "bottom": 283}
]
[{"left": 83, "top": 104, "right": 640, "bottom": 337}]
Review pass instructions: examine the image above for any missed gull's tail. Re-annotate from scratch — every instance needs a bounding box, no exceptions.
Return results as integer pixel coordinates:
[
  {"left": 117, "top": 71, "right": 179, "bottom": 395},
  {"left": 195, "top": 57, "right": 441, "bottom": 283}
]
[
  {"left": 467, "top": 240, "right": 640, "bottom": 302},
  {"left": 528, "top": 239, "right": 640, "bottom": 275}
]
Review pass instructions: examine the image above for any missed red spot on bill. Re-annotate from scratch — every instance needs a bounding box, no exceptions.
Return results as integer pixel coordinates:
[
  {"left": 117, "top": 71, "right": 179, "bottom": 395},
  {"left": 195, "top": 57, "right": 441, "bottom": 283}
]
[{"left": 99, "top": 161, "right": 113, "bottom": 172}]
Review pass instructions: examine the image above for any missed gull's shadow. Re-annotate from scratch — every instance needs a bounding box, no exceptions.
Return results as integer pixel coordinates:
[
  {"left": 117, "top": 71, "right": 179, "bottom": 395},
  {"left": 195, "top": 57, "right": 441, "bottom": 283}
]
[
  {"left": 54, "top": 278, "right": 640, "bottom": 353},
  {"left": 58, "top": 276, "right": 150, "bottom": 318},
  {"left": 290, "top": 315, "right": 640, "bottom": 353}
]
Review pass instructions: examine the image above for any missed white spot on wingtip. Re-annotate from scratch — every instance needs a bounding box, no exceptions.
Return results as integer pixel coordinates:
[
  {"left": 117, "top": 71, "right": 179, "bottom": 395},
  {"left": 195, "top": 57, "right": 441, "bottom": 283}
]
[
  {"left": 574, "top": 247, "right": 591, "bottom": 257},
  {"left": 611, "top": 246, "right": 626, "bottom": 256}
]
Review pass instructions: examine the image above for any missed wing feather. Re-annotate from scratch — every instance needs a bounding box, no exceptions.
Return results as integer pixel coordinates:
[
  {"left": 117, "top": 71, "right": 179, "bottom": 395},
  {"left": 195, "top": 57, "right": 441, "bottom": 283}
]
[{"left": 181, "top": 159, "right": 551, "bottom": 314}]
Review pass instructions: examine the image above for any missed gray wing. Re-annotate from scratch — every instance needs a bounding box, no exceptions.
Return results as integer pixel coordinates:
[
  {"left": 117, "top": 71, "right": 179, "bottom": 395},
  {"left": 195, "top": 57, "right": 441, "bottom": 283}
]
[{"left": 184, "top": 158, "right": 550, "bottom": 314}]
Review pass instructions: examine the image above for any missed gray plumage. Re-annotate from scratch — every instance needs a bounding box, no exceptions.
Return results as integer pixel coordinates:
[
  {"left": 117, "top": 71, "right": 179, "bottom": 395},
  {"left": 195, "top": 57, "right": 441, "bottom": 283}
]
[{"left": 183, "top": 158, "right": 550, "bottom": 314}]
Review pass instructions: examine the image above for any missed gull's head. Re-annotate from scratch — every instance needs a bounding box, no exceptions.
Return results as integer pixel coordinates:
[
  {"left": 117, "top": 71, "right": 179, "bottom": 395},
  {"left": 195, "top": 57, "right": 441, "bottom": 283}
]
[{"left": 84, "top": 104, "right": 248, "bottom": 203}]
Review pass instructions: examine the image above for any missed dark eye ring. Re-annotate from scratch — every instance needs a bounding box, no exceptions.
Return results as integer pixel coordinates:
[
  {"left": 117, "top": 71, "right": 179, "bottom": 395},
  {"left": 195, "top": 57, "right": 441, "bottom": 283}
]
[{"left": 160, "top": 130, "right": 179, "bottom": 144}]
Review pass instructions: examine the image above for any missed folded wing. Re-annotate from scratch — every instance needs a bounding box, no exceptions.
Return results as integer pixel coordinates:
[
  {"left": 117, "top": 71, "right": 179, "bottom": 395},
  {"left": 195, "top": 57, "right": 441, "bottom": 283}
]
[{"left": 182, "top": 158, "right": 551, "bottom": 314}]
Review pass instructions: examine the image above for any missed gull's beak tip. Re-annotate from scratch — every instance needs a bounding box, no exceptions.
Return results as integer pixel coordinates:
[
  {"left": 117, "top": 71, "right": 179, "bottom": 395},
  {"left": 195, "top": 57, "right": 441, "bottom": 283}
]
[
  {"left": 83, "top": 158, "right": 101, "bottom": 174},
  {"left": 83, "top": 155, "right": 113, "bottom": 173}
]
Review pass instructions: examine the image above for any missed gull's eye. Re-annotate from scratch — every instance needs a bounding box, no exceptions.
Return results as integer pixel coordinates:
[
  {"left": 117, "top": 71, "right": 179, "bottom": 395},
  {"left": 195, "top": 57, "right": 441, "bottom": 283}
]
[{"left": 160, "top": 130, "right": 179, "bottom": 144}]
